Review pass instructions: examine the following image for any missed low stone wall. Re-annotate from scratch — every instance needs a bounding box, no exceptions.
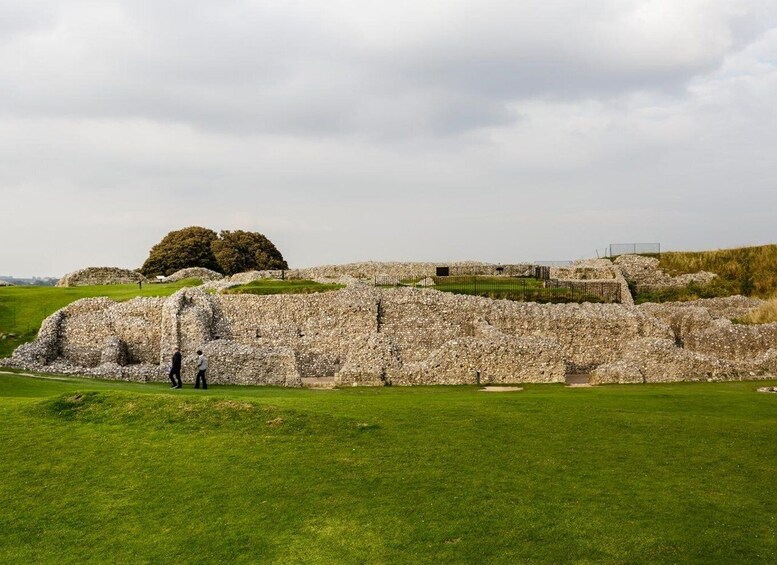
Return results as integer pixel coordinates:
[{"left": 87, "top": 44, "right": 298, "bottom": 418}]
[
  {"left": 295, "top": 261, "right": 534, "bottom": 281},
  {"left": 56, "top": 267, "right": 147, "bottom": 287},
  {"left": 163, "top": 267, "right": 223, "bottom": 283},
  {"left": 551, "top": 259, "right": 616, "bottom": 280},
  {"left": 550, "top": 259, "right": 634, "bottom": 306},
  {"left": 5, "top": 285, "right": 775, "bottom": 386}
]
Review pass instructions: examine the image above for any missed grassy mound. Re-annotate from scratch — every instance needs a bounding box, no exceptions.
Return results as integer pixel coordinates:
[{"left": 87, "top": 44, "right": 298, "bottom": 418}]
[
  {"left": 224, "top": 279, "right": 344, "bottom": 296},
  {"left": 630, "top": 244, "right": 777, "bottom": 303},
  {"left": 38, "top": 391, "right": 375, "bottom": 436},
  {"left": 658, "top": 244, "right": 777, "bottom": 298},
  {"left": 0, "top": 279, "right": 202, "bottom": 358}
]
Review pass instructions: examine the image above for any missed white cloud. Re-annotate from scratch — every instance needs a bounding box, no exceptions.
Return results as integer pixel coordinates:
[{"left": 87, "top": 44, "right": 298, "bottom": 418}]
[{"left": 0, "top": 1, "right": 776, "bottom": 275}]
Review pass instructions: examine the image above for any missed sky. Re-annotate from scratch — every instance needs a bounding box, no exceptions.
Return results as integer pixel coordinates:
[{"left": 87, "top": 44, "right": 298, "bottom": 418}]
[{"left": 1, "top": 0, "right": 776, "bottom": 277}]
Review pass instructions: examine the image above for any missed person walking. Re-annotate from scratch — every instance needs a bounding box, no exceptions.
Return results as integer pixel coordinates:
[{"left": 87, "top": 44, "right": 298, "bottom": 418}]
[
  {"left": 195, "top": 349, "right": 208, "bottom": 390},
  {"left": 169, "top": 347, "right": 183, "bottom": 389}
]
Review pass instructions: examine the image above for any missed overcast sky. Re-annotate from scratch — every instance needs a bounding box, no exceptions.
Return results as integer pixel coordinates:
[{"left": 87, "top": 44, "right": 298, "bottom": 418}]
[{"left": 2, "top": 0, "right": 776, "bottom": 276}]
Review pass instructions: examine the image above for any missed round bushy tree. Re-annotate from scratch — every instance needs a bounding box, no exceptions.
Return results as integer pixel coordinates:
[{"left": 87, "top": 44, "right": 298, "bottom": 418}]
[
  {"left": 211, "top": 230, "right": 288, "bottom": 275},
  {"left": 139, "top": 226, "right": 220, "bottom": 277}
]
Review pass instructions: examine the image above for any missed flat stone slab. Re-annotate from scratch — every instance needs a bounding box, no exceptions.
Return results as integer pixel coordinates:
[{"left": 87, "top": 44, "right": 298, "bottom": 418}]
[{"left": 479, "top": 386, "right": 523, "bottom": 392}]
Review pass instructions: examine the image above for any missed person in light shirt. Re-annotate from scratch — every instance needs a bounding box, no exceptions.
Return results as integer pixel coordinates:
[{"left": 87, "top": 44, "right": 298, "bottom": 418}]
[{"left": 195, "top": 349, "right": 208, "bottom": 390}]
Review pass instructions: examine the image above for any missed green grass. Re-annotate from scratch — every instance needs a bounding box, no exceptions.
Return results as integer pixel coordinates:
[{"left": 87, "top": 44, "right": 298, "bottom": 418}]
[
  {"left": 632, "top": 280, "right": 736, "bottom": 305},
  {"left": 0, "top": 371, "right": 774, "bottom": 563},
  {"left": 0, "top": 279, "right": 202, "bottom": 358},
  {"left": 651, "top": 244, "right": 777, "bottom": 300},
  {"left": 431, "top": 276, "right": 608, "bottom": 303},
  {"left": 225, "top": 279, "right": 345, "bottom": 296}
]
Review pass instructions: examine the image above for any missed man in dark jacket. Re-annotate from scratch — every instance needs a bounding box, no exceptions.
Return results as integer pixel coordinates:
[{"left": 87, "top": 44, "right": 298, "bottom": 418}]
[{"left": 169, "top": 347, "right": 183, "bottom": 389}]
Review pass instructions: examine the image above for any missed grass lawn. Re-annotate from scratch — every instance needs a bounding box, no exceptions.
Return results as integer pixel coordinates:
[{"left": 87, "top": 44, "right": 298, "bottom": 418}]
[
  {"left": 225, "top": 279, "right": 345, "bottom": 296},
  {"left": 0, "top": 371, "right": 774, "bottom": 563},
  {"left": 0, "top": 279, "right": 202, "bottom": 358},
  {"left": 432, "top": 276, "right": 609, "bottom": 303}
]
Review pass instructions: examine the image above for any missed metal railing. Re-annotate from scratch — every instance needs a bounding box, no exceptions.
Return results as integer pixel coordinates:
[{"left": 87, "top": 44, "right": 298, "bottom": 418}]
[
  {"left": 376, "top": 275, "right": 621, "bottom": 304},
  {"left": 609, "top": 243, "right": 660, "bottom": 257}
]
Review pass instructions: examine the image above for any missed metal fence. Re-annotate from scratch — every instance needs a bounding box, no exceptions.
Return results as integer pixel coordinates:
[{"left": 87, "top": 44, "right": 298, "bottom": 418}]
[
  {"left": 447, "top": 264, "right": 534, "bottom": 277},
  {"left": 376, "top": 275, "right": 621, "bottom": 304},
  {"left": 609, "top": 243, "right": 660, "bottom": 257}
]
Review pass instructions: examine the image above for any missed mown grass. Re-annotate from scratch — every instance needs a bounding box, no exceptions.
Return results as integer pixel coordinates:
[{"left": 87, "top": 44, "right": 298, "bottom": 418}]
[
  {"left": 225, "top": 279, "right": 345, "bottom": 296},
  {"left": 432, "top": 276, "right": 608, "bottom": 303},
  {"left": 0, "top": 372, "right": 774, "bottom": 564},
  {"left": 0, "top": 279, "right": 202, "bottom": 358}
]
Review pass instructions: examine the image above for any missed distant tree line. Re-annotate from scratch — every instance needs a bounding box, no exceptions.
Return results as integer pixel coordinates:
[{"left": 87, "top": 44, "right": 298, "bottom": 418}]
[{"left": 140, "top": 226, "right": 288, "bottom": 277}]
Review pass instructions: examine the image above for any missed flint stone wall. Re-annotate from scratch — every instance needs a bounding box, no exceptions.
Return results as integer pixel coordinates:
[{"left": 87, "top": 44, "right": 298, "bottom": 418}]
[
  {"left": 6, "top": 286, "right": 776, "bottom": 386},
  {"left": 295, "top": 261, "right": 535, "bottom": 280},
  {"left": 57, "top": 267, "right": 147, "bottom": 287},
  {"left": 551, "top": 259, "right": 634, "bottom": 306},
  {"left": 163, "top": 267, "right": 223, "bottom": 283}
]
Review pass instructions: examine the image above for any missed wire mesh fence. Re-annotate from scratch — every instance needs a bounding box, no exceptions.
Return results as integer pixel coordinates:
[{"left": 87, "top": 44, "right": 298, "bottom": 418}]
[
  {"left": 609, "top": 243, "right": 660, "bottom": 257},
  {"left": 375, "top": 275, "right": 621, "bottom": 304}
]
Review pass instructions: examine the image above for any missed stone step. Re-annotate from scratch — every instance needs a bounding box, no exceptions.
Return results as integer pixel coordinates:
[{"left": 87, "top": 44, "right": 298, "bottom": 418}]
[{"left": 301, "top": 377, "right": 336, "bottom": 389}]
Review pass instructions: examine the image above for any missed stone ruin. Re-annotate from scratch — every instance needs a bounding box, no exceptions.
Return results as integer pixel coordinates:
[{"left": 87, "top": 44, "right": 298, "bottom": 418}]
[
  {"left": 56, "top": 267, "right": 147, "bottom": 287},
  {"left": 614, "top": 255, "right": 717, "bottom": 291},
  {"left": 4, "top": 280, "right": 776, "bottom": 387},
  {"left": 162, "top": 267, "right": 224, "bottom": 283}
]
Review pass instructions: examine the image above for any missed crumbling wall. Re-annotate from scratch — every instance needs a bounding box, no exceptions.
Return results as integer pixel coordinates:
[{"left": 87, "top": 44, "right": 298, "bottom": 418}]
[
  {"left": 614, "top": 255, "right": 717, "bottom": 290},
  {"left": 6, "top": 285, "right": 776, "bottom": 386},
  {"left": 56, "top": 267, "right": 147, "bottom": 287},
  {"left": 163, "top": 267, "right": 223, "bottom": 283}
]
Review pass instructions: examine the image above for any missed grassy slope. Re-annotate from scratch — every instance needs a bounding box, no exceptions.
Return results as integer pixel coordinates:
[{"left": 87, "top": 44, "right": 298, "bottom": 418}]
[
  {"left": 0, "top": 279, "right": 201, "bottom": 358},
  {"left": 0, "top": 373, "right": 775, "bottom": 564},
  {"left": 651, "top": 244, "right": 777, "bottom": 300},
  {"left": 225, "top": 279, "right": 345, "bottom": 296}
]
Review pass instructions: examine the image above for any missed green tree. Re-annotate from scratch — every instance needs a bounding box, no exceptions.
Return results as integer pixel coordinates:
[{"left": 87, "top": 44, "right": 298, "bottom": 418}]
[
  {"left": 211, "top": 230, "right": 288, "bottom": 275},
  {"left": 139, "top": 226, "right": 220, "bottom": 277}
]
